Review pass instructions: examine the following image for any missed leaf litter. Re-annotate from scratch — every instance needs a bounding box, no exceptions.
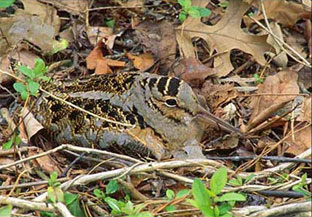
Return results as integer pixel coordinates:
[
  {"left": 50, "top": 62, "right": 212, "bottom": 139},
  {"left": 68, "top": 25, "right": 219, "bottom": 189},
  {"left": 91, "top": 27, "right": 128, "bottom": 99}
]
[{"left": 0, "top": 0, "right": 311, "bottom": 216}]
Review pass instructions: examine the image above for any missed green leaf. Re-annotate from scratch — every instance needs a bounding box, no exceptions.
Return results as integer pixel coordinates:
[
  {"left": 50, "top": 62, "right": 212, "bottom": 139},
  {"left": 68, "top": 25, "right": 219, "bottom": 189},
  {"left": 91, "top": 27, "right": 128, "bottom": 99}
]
[
  {"left": 166, "top": 189, "right": 175, "bottom": 200},
  {"left": 0, "top": 0, "right": 15, "bottom": 8},
  {"left": 218, "top": 1, "right": 228, "bottom": 8},
  {"left": 121, "top": 201, "right": 134, "bottom": 215},
  {"left": 195, "top": 7, "right": 211, "bottom": 17},
  {"left": 228, "top": 179, "right": 241, "bottom": 187},
  {"left": 0, "top": 205, "right": 12, "bottom": 217},
  {"left": 217, "top": 193, "right": 246, "bottom": 202},
  {"left": 14, "top": 135, "right": 21, "bottom": 145},
  {"left": 178, "top": 0, "right": 191, "bottom": 9},
  {"left": 210, "top": 167, "right": 227, "bottom": 195},
  {"left": 47, "top": 186, "right": 56, "bottom": 203},
  {"left": 21, "top": 90, "right": 29, "bottom": 100},
  {"left": 52, "top": 38, "right": 69, "bottom": 54},
  {"left": 106, "top": 19, "right": 115, "bottom": 28},
  {"left": 214, "top": 205, "right": 220, "bottom": 217},
  {"left": 94, "top": 189, "right": 105, "bottom": 199},
  {"left": 104, "top": 197, "right": 121, "bottom": 213},
  {"left": 64, "top": 193, "right": 78, "bottom": 205},
  {"left": 188, "top": 7, "right": 201, "bottom": 18},
  {"left": 28, "top": 81, "right": 40, "bottom": 95},
  {"left": 165, "top": 205, "right": 176, "bottom": 212},
  {"left": 200, "top": 206, "right": 214, "bottom": 217},
  {"left": 176, "top": 189, "right": 190, "bottom": 198},
  {"left": 192, "top": 178, "right": 210, "bottom": 207},
  {"left": 19, "top": 65, "right": 35, "bottom": 79},
  {"left": 13, "top": 82, "right": 27, "bottom": 93},
  {"left": 179, "top": 12, "right": 187, "bottom": 22},
  {"left": 34, "top": 58, "right": 46, "bottom": 76},
  {"left": 50, "top": 171, "right": 58, "bottom": 183},
  {"left": 3, "top": 136, "right": 14, "bottom": 150},
  {"left": 40, "top": 211, "right": 57, "bottom": 217},
  {"left": 186, "top": 199, "right": 199, "bottom": 208},
  {"left": 39, "top": 75, "right": 51, "bottom": 82},
  {"left": 65, "top": 193, "right": 86, "bottom": 217},
  {"left": 106, "top": 180, "right": 120, "bottom": 195},
  {"left": 136, "top": 212, "right": 154, "bottom": 217},
  {"left": 55, "top": 187, "right": 64, "bottom": 202},
  {"left": 245, "top": 174, "right": 256, "bottom": 183},
  {"left": 220, "top": 213, "right": 233, "bottom": 217},
  {"left": 219, "top": 203, "right": 232, "bottom": 215}
]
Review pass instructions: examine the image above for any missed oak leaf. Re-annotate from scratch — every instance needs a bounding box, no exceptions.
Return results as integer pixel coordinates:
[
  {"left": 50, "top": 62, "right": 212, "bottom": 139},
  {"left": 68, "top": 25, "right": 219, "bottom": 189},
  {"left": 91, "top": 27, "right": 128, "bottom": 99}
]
[
  {"left": 176, "top": 0, "right": 272, "bottom": 77},
  {"left": 86, "top": 39, "right": 125, "bottom": 75}
]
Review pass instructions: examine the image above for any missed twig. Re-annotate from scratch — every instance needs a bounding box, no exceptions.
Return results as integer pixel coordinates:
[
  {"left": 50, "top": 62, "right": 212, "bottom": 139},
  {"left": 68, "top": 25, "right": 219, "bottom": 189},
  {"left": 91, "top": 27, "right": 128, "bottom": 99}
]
[
  {"left": 0, "top": 144, "right": 141, "bottom": 171},
  {"left": 33, "top": 159, "right": 223, "bottom": 202},
  {"left": 0, "top": 178, "right": 68, "bottom": 191},
  {"left": 207, "top": 155, "right": 311, "bottom": 164},
  {"left": 257, "top": 190, "right": 305, "bottom": 198},
  {"left": 249, "top": 201, "right": 311, "bottom": 217},
  {"left": 54, "top": 202, "right": 75, "bottom": 217},
  {"left": 0, "top": 195, "right": 55, "bottom": 212}
]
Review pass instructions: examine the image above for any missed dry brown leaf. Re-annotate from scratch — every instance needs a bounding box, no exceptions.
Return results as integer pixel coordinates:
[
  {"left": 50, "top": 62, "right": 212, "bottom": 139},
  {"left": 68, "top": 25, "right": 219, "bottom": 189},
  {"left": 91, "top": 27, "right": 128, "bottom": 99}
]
[
  {"left": 21, "top": 0, "right": 60, "bottom": 32},
  {"left": 176, "top": 0, "right": 272, "bottom": 77},
  {"left": 86, "top": 40, "right": 125, "bottom": 75},
  {"left": 29, "top": 149, "right": 61, "bottom": 174},
  {"left": 258, "top": 0, "right": 311, "bottom": 27},
  {"left": 297, "top": 97, "right": 311, "bottom": 123},
  {"left": 0, "top": 50, "right": 40, "bottom": 84},
  {"left": 22, "top": 109, "right": 44, "bottom": 141},
  {"left": 0, "top": 9, "right": 60, "bottom": 55},
  {"left": 135, "top": 20, "right": 176, "bottom": 74},
  {"left": 246, "top": 70, "right": 299, "bottom": 132},
  {"left": 266, "top": 22, "right": 288, "bottom": 67},
  {"left": 171, "top": 57, "right": 216, "bottom": 88},
  {"left": 86, "top": 26, "right": 116, "bottom": 47},
  {"left": 201, "top": 82, "right": 238, "bottom": 112},
  {"left": 39, "top": 0, "right": 88, "bottom": 15},
  {"left": 286, "top": 126, "right": 311, "bottom": 156},
  {"left": 127, "top": 53, "right": 155, "bottom": 71}
]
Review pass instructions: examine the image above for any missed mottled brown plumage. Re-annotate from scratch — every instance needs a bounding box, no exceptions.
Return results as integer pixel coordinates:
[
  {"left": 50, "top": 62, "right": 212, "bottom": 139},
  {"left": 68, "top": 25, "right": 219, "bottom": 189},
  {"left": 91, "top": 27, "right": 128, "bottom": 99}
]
[{"left": 32, "top": 72, "right": 208, "bottom": 159}]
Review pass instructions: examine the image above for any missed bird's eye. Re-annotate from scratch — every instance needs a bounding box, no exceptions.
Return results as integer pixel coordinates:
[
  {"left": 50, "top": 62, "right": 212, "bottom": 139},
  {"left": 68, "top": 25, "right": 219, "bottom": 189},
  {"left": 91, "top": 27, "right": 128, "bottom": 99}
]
[{"left": 165, "top": 98, "right": 177, "bottom": 107}]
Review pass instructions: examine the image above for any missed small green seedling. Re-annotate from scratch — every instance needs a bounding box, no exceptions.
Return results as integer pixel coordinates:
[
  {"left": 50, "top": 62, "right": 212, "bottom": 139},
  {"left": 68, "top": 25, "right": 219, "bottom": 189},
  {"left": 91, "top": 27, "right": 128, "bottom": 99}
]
[
  {"left": 292, "top": 173, "right": 311, "bottom": 199},
  {"left": 2, "top": 132, "right": 21, "bottom": 150},
  {"left": 52, "top": 38, "right": 69, "bottom": 54},
  {"left": 178, "top": 0, "right": 211, "bottom": 22},
  {"left": 47, "top": 171, "right": 64, "bottom": 203},
  {"left": 105, "top": 19, "right": 115, "bottom": 28},
  {"left": 164, "top": 189, "right": 190, "bottom": 212},
  {"left": 253, "top": 73, "right": 264, "bottom": 84},
  {"left": 42, "top": 172, "right": 85, "bottom": 217},
  {"left": 13, "top": 58, "right": 49, "bottom": 100},
  {"left": 94, "top": 180, "right": 153, "bottom": 217},
  {"left": 187, "top": 167, "right": 246, "bottom": 217},
  {"left": 228, "top": 174, "right": 255, "bottom": 187}
]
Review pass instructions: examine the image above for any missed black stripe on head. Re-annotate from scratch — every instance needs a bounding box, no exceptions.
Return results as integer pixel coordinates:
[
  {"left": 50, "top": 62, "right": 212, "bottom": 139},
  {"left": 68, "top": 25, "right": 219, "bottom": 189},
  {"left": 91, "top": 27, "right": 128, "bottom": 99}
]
[
  {"left": 148, "top": 78, "right": 157, "bottom": 90},
  {"left": 157, "top": 77, "right": 169, "bottom": 95},
  {"left": 167, "top": 78, "right": 180, "bottom": 96}
]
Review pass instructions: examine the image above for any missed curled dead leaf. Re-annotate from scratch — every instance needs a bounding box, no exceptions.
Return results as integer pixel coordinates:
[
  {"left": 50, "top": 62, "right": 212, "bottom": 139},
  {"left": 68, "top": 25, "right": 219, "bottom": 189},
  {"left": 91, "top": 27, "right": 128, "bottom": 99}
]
[
  {"left": 285, "top": 125, "right": 311, "bottom": 156},
  {"left": 246, "top": 70, "right": 299, "bottom": 132},
  {"left": 171, "top": 57, "right": 216, "bottom": 88},
  {"left": 127, "top": 53, "right": 154, "bottom": 71},
  {"left": 86, "top": 39, "right": 125, "bottom": 75}
]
